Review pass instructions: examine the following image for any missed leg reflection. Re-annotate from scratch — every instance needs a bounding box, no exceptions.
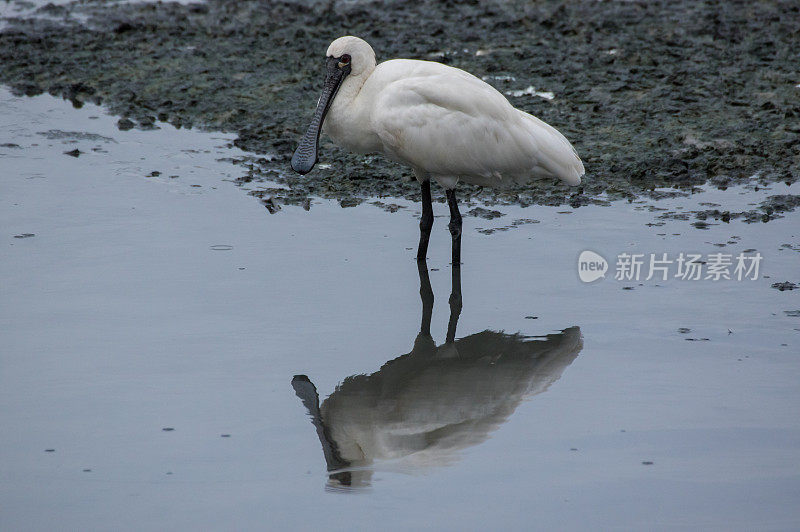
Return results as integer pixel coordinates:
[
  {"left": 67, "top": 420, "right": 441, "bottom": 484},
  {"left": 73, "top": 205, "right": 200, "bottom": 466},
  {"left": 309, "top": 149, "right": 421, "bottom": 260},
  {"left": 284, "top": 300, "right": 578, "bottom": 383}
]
[
  {"left": 445, "top": 265, "right": 462, "bottom": 344},
  {"left": 417, "top": 260, "right": 434, "bottom": 338}
]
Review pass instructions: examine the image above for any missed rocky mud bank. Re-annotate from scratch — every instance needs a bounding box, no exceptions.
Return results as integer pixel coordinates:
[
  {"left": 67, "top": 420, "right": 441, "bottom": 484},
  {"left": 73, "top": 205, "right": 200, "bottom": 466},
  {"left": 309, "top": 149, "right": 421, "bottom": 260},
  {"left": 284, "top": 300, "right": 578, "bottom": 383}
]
[{"left": 1, "top": 0, "right": 797, "bottom": 214}]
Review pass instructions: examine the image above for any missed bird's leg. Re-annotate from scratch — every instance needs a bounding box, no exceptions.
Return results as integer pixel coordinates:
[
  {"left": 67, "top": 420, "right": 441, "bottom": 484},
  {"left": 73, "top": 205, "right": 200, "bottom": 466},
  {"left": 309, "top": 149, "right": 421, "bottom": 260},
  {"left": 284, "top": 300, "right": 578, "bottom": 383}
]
[
  {"left": 446, "top": 188, "right": 462, "bottom": 266},
  {"left": 445, "top": 262, "right": 463, "bottom": 344},
  {"left": 417, "top": 179, "right": 434, "bottom": 261},
  {"left": 417, "top": 259, "right": 434, "bottom": 338}
]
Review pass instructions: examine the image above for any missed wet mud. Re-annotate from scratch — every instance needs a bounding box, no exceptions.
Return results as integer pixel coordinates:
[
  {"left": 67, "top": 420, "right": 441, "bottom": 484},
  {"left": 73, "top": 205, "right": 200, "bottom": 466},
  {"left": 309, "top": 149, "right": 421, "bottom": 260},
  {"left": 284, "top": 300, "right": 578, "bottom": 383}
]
[{"left": 1, "top": 0, "right": 797, "bottom": 212}]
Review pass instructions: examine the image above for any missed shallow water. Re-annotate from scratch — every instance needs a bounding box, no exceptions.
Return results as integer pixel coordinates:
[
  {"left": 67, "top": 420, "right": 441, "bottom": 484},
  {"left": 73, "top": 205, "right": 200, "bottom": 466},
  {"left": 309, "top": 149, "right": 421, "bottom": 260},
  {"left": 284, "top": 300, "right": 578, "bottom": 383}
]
[{"left": 1, "top": 90, "right": 799, "bottom": 530}]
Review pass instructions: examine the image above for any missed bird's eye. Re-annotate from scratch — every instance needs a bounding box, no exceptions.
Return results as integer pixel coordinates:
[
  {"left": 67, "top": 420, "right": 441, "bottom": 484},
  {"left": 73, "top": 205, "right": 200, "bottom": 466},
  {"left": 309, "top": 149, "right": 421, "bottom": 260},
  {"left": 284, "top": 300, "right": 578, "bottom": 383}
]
[{"left": 340, "top": 54, "right": 351, "bottom": 64}]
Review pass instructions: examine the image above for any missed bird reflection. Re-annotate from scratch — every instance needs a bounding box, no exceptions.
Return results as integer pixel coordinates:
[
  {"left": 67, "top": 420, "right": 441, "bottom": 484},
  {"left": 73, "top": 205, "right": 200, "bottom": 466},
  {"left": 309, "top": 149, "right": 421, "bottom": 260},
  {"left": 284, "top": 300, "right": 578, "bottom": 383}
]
[{"left": 292, "top": 262, "right": 582, "bottom": 490}]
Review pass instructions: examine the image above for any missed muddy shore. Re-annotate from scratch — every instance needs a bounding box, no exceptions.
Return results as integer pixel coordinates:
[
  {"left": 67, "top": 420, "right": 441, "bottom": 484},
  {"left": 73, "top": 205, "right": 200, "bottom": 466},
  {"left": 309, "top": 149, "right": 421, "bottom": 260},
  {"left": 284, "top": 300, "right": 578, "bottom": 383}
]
[{"left": 1, "top": 0, "right": 797, "bottom": 212}]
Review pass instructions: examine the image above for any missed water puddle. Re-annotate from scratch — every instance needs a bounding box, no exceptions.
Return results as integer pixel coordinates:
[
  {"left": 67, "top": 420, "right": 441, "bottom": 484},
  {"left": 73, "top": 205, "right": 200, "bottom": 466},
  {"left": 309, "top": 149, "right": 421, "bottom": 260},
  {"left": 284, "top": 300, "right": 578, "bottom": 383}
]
[{"left": 1, "top": 88, "right": 799, "bottom": 529}]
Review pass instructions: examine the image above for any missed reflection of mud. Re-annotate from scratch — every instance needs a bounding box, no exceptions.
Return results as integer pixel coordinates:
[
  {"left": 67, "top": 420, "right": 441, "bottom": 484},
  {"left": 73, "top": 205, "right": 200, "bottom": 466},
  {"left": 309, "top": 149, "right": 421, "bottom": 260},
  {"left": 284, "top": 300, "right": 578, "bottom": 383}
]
[
  {"left": 1, "top": 0, "right": 797, "bottom": 213},
  {"left": 652, "top": 194, "right": 800, "bottom": 226},
  {"left": 37, "top": 129, "right": 116, "bottom": 143},
  {"left": 293, "top": 263, "right": 582, "bottom": 490}
]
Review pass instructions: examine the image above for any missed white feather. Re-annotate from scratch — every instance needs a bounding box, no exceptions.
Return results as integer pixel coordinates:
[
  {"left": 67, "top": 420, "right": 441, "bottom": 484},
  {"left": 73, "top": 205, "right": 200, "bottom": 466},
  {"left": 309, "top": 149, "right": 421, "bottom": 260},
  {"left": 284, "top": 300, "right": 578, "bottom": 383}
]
[{"left": 322, "top": 36, "right": 585, "bottom": 189}]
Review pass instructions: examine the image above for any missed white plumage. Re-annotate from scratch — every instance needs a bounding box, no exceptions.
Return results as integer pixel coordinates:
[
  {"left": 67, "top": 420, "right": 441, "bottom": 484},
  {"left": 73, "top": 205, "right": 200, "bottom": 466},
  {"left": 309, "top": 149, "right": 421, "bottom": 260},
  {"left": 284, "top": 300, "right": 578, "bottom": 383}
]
[{"left": 321, "top": 36, "right": 584, "bottom": 189}]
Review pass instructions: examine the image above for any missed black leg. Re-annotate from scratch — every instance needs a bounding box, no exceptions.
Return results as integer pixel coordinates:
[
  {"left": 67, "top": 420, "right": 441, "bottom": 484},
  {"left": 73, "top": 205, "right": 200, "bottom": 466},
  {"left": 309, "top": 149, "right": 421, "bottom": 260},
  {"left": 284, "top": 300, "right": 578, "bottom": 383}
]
[
  {"left": 417, "top": 180, "right": 433, "bottom": 261},
  {"left": 446, "top": 188, "right": 462, "bottom": 266},
  {"left": 417, "top": 260, "right": 434, "bottom": 338},
  {"left": 445, "top": 264, "right": 462, "bottom": 344}
]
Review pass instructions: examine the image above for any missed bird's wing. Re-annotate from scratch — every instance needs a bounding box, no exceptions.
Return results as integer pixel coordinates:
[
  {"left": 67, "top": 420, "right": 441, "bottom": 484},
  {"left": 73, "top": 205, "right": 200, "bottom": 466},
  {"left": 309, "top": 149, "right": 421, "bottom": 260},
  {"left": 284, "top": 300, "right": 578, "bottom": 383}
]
[{"left": 371, "top": 65, "right": 583, "bottom": 184}]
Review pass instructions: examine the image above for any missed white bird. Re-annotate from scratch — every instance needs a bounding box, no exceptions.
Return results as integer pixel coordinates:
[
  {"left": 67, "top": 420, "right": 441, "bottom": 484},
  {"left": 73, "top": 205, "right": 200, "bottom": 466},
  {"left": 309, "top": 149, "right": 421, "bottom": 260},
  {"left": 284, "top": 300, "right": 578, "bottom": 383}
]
[{"left": 292, "top": 36, "right": 585, "bottom": 264}]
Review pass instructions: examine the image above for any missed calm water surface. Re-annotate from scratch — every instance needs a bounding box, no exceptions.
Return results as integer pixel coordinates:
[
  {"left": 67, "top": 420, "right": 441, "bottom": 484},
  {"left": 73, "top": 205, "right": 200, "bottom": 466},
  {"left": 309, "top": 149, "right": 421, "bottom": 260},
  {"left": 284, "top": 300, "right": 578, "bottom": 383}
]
[{"left": 1, "top": 90, "right": 799, "bottom": 530}]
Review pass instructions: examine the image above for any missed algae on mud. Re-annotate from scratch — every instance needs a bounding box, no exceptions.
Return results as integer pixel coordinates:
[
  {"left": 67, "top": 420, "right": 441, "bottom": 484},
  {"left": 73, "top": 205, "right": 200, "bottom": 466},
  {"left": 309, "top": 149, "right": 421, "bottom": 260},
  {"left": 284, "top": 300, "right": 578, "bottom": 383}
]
[{"left": 0, "top": 0, "right": 797, "bottom": 211}]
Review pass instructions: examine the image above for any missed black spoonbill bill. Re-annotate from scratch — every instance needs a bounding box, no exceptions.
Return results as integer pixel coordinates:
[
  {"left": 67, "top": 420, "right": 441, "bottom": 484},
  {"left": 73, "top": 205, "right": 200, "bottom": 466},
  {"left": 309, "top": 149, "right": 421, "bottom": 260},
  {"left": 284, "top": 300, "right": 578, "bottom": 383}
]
[
  {"left": 291, "top": 36, "right": 585, "bottom": 264},
  {"left": 292, "top": 262, "right": 583, "bottom": 489}
]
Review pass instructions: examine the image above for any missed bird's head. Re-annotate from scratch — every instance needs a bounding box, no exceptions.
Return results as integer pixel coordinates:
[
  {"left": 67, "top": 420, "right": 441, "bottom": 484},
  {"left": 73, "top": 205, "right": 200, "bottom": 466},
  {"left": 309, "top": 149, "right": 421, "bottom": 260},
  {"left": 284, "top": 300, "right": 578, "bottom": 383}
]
[
  {"left": 325, "top": 36, "right": 376, "bottom": 78},
  {"left": 291, "top": 36, "right": 375, "bottom": 175}
]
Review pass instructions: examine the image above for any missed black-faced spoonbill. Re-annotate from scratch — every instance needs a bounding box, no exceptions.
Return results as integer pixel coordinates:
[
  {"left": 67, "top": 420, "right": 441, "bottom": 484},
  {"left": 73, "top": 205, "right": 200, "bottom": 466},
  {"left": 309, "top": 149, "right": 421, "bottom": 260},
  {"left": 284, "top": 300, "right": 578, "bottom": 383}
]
[{"left": 291, "top": 36, "right": 585, "bottom": 264}]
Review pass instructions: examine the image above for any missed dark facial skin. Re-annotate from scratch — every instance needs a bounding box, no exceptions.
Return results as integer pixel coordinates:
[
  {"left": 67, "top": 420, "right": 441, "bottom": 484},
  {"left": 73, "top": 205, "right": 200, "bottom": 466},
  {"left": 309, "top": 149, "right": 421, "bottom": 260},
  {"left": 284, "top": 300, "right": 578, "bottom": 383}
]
[{"left": 291, "top": 54, "right": 352, "bottom": 175}]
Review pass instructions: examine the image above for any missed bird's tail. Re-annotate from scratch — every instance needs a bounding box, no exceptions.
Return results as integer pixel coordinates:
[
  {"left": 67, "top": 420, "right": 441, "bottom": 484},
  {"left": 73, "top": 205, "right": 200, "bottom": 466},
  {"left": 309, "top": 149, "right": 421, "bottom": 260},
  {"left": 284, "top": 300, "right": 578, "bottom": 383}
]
[{"left": 520, "top": 111, "right": 584, "bottom": 186}]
